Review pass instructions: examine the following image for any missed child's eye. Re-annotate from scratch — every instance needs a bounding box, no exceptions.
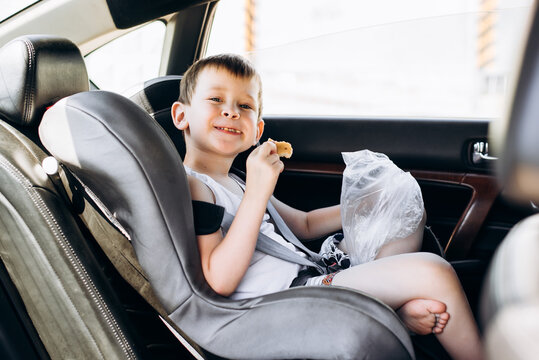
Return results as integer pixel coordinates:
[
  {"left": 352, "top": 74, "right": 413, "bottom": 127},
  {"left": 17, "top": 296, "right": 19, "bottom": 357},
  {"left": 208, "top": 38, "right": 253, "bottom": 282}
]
[
  {"left": 240, "top": 104, "right": 253, "bottom": 110},
  {"left": 209, "top": 97, "right": 221, "bottom": 102}
]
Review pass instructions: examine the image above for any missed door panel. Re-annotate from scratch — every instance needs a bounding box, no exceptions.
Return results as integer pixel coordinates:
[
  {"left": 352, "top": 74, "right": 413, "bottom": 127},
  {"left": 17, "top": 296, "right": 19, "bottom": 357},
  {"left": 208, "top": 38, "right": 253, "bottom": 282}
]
[
  {"left": 233, "top": 116, "right": 534, "bottom": 313},
  {"left": 260, "top": 116, "right": 491, "bottom": 172},
  {"left": 247, "top": 116, "right": 510, "bottom": 257},
  {"left": 236, "top": 117, "right": 529, "bottom": 261}
]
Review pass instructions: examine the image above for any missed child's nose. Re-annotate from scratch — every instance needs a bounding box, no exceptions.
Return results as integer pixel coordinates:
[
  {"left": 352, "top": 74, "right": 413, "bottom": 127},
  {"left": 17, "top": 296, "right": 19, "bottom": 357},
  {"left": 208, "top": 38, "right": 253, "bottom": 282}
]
[{"left": 221, "top": 109, "right": 240, "bottom": 119}]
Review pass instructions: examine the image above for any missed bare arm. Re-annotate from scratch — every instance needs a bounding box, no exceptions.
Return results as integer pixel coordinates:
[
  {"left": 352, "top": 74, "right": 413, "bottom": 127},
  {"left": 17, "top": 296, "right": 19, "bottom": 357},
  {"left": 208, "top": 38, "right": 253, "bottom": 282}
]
[
  {"left": 192, "top": 142, "right": 283, "bottom": 296},
  {"left": 270, "top": 197, "right": 341, "bottom": 240}
]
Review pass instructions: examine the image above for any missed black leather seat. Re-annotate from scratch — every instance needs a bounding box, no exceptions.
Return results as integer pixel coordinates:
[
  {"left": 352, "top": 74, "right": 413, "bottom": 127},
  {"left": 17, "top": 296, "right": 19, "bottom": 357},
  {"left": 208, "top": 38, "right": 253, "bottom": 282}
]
[
  {"left": 0, "top": 35, "right": 89, "bottom": 147},
  {"left": 40, "top": 87, "right": 414, "bottom": 359},
  {"left": 480, "top": 5, "right": 539, "bottom": 359},
  {"left": 128, "top": 76, "right": 186, "bottom": 157},
  {"left": 0, "top": 35, "right": 197, "bottom": 359},
  {"left": 0, "top": 34, "right": 140, "bottom": 359}
]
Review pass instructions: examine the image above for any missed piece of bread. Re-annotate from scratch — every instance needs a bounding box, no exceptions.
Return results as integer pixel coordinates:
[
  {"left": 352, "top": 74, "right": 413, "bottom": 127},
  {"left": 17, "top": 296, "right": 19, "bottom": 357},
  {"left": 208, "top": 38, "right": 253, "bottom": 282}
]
[{"left": 268, "top": 138, "right": 293, "bottom": 158}]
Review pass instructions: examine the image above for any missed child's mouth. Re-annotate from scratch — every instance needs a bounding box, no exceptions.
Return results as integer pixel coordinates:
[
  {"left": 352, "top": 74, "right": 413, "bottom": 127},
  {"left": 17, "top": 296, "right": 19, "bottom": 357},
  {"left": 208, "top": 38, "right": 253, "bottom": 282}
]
[{"left": 215, "top": 126, "right": 242, "bottom": 134}]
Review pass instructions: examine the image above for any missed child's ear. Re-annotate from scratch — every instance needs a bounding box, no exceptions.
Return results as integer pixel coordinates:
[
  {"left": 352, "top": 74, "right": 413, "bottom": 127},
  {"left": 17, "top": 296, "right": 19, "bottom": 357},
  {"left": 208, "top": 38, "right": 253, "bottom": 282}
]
[
  {"left": 171, "top": 101, "right": 189, "bottom": 130},
  {"left": 255, "top": 119, "right": 265, "bottom": 145}
]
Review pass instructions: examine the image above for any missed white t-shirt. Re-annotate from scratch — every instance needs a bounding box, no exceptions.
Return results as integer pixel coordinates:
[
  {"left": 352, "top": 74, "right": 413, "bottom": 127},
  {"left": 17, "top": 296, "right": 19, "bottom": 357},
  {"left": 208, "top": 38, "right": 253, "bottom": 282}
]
[{"left": 185, "top": 167, "right": 303, "bottom": 300}]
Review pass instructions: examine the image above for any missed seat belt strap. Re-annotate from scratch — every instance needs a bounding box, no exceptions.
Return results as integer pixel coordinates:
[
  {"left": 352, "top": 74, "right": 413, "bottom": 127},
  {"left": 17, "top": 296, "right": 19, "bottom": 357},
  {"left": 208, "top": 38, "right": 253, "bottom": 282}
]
[
  {"left": 265, "top": 200, "right": 324, "bottom": 262},
  {"left": 229, "top": 173, "right": 324, "bottom": 260},
  {"left": 221, "top": 212, "right": 325, "bottom": 273}
]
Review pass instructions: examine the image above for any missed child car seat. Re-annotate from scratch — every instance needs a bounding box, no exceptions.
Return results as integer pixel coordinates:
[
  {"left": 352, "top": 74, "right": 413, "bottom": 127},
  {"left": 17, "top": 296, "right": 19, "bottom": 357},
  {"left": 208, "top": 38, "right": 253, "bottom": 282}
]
[{"left": 40, "top": 89, "right": 414, "bottom": 359}]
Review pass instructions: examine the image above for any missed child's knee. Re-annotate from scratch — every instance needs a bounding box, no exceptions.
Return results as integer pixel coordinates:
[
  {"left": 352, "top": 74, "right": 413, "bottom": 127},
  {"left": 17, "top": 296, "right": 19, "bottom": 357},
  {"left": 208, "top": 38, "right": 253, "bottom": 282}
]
[{"left": 416, "top": 253, "right": 456, "bottom": 282}]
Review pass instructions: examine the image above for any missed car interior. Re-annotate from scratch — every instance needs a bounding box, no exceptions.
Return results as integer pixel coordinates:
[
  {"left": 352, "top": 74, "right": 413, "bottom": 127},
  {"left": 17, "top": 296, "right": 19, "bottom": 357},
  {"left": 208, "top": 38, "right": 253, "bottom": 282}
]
[{"left": 0, "top": 0, "right": 538, "bottom": 359}]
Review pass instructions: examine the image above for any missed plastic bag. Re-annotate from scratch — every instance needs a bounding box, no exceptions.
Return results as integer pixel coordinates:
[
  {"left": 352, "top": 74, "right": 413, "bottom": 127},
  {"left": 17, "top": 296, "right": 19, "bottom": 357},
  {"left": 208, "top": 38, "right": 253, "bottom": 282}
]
[{"left": 340, "top": 150, "right": 424, "bottom": 265}]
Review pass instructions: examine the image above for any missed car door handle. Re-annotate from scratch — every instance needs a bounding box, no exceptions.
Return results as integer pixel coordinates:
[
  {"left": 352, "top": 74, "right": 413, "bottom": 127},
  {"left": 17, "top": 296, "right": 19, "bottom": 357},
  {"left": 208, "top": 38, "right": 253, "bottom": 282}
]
[{"left": 472, "top": 141, "right": 498, "bottom": 165}]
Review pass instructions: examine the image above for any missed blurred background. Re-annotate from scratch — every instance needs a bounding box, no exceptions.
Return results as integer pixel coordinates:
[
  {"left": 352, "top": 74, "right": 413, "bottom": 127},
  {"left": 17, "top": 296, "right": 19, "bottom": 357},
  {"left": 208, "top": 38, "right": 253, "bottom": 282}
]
[{"left": 2, "top": 0, "right": 535, "bottom": 119}]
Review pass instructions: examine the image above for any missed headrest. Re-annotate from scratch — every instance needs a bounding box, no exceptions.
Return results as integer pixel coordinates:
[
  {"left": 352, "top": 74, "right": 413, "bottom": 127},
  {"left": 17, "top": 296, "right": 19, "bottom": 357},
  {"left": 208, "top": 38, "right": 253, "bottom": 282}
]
[
  {"left": 489, "top": 7, "right": 539, "bottom": 203},
  {"left": 127, "top": 75, "right": 186, "bottom": 157},
  {"left": 0, "top": 35, "right": 89, "bottom": 127},
  {"left": 127, "top": 75, "right": 181, "bottom": 116},
  {"left": 39, "top": 90, "right": 200, "bottom": 311}
]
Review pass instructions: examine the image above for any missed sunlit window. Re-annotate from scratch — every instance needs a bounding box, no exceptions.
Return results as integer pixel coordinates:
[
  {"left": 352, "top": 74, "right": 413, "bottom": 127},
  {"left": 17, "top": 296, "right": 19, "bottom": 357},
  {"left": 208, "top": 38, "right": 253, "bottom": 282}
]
[
  {"left": 206, "top": 0, "right": 534, "bottom": 119},
  {"left": 85, "top": 21, "right": 166, "bottom": 93}
]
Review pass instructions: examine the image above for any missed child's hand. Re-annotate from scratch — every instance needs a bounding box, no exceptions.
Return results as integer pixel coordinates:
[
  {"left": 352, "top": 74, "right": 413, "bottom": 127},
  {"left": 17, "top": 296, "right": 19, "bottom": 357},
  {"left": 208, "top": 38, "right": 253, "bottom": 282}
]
[{"left": 245, "top": 141, "right": 284, "bottom": 201}]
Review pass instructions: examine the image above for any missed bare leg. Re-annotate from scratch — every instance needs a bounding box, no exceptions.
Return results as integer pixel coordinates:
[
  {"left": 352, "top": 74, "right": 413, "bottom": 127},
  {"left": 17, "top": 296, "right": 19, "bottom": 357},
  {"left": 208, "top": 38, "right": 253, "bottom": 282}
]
[
  {"left": 332, "top": 252, "right": 483, "bottom": 360},
  {"left": 375, "top": 210, "right": 426, "bottom": 259},
  {"left": 374, "top": 212, "right": 449, "bottom": 335},
  {"left": 348, "top": 211, "right": 450, "bottom": 334}
]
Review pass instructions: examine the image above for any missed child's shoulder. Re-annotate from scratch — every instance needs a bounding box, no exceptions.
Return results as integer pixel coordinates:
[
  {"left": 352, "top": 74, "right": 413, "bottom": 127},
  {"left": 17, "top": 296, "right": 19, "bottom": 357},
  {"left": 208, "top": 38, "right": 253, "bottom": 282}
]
[{"left": 186, "top": 174, "right": 216, "bottom": 203}]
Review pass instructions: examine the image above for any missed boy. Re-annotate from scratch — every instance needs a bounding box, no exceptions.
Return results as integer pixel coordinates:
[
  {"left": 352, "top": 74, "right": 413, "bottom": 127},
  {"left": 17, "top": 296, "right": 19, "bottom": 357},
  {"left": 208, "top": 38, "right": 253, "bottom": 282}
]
[{"left": 171, "top": 54, "right": 482, "bottom": 360}]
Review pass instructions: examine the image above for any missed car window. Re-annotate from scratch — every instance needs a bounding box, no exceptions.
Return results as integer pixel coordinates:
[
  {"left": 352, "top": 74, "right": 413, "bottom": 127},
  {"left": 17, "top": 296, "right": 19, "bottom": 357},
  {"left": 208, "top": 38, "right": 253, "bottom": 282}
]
[
  {"left": 85, "top": 21, "right": 166, "bottom": 93},
  {"left": 0, "top": 0, "right": 40, "bottom": 22},
  {"left": 206, "top": 0, "right": 534, "bottom": 119}
]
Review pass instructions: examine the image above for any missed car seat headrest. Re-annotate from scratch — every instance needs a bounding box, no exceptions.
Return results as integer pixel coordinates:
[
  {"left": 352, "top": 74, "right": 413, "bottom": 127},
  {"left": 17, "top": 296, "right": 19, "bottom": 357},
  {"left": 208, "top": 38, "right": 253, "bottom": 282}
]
[
  {"left": 489, "top": 11, "right": 539, "bottom": 203},
  {"left": 39, "top": 90, "right": 201, "bottom": 311},
  {"left": 0, "top": 34, "right": 89, "bottom": 127},
  {"left": 127, "top": 75, "right": 186, "bottom": 158},
  {"left": 127, "top": 75, "right": 181, "bottom": 116}
]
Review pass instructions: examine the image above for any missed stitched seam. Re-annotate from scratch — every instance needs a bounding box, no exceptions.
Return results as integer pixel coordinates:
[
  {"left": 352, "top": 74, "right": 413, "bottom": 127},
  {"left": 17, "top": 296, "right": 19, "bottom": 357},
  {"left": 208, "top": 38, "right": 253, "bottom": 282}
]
[
  {"left": 0, "top": 155, "right": 136, "bottom": 359},
  {"left": 0, "top": 156, "right": 105, "bottom": 359},
  {"left": 22, "top": 39, "right": 36, "bottom": 125}
]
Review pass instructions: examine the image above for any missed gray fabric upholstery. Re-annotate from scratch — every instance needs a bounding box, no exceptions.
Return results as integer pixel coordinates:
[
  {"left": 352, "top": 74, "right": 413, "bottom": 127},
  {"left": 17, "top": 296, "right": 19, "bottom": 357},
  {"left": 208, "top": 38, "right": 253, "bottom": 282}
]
[
  {"left": 40, "top": 90, "right": 414, "bottom": 359},
  {"left": 480, "top": 214, "right": 539, "bottom": 360},
  {"left": 0, "top": 35, "right": 88, "bottom": 127},
  {"left": 481, "top": 215, "right": 539, "bottom": 320}
]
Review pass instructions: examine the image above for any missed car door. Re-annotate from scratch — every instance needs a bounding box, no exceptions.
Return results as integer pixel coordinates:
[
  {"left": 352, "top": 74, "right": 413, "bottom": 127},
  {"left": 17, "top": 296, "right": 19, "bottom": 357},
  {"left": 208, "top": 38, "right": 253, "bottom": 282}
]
[
  {"left": 256, "top": 116, "right": 510, "bottom": 312},
  {"left": 206, "top": 0, "right": 536, "bottom": 316}
]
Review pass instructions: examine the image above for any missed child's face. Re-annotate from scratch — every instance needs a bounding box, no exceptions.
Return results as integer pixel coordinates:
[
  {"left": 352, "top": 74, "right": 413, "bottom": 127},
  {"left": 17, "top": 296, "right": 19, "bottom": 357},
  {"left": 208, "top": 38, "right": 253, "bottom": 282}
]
[{"left": 172, "top": 66, "right": 263, "bottom": 157}]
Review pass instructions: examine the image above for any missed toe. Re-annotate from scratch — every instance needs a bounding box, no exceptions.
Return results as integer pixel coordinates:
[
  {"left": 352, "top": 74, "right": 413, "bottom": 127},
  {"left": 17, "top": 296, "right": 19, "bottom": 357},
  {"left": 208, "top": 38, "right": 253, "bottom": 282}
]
[
  {"left": 439, "top": 312, "right": 450, "bottom": 321},
  {"left": 424, "top": 299, "right": 447, "bottom": 314},
  {"left": 436, "top": 312, "right": 450, "bottom": 328},
  {"left": 432, "top": 312, "right": 449, "bottom": 333}
]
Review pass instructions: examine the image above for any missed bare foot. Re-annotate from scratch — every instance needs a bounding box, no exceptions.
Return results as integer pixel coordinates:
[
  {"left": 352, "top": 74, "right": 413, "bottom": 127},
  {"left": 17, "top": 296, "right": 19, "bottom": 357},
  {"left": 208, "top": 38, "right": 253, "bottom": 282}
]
[{"left": 397, "top": 299, "right": 450, "bottom": 335}]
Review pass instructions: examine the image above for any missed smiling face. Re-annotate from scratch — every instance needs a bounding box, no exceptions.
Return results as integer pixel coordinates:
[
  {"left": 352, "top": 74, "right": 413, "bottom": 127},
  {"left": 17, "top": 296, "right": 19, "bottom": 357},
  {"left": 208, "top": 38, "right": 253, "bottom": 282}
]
[{"left": 172, "top": 66, "right": 264, "bottom": 159}]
